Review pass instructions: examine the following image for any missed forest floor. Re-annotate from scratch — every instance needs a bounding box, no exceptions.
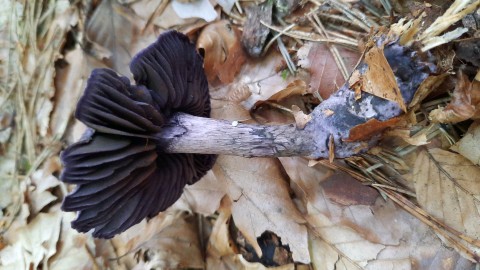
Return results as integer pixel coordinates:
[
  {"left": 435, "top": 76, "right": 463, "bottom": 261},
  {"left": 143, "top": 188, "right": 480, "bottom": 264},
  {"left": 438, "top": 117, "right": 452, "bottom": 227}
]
[{"left": 1, "top": 0, "right": 480, "bottom": 269}]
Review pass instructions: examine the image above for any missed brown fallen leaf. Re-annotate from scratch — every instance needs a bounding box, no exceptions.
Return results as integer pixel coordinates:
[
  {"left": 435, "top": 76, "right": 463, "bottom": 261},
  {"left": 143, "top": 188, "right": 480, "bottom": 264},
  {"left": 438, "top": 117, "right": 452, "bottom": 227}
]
[
  {"left": 261, "top": 80, "right": 308, "bottom": 103},
  {"left": 429, "top": 71, "right": 480, "bottom": 123},
  {"left": 207, "top": 199, "right": 295, "bottom": 270},
  {"left": 213, "top": 156, "right": 310, "bottom": 263},
  {"left": 0, "top": 211, "right": 62, "bottom": 269},
  {"left": 49, "top": 212, "right": 117, "bottom": 270},
  {"left": 86, "top": 0, "right": 136, "bottom": 75},
  {"left": 298, "top": 42, "right": 361, "bottom": 100},
  {"left": 344, "top": 117, "right": 402, "bottom": 142},
  {"left": 133, "top": 213, "right": 204, "bottom": 269},
  {"left": 384, "top": 127, "right": 429, "bottom": 146},
  {"left": 51, "top": 47, "right": 87, "bottom": 137},
  {"left": 212, "top": 51, "right": 295, "bottom": 110},
  {"left": 280, "top": 157, "right": 476, "bottom": 268},
  {"left": 349, "top": 45, "right": 407, "bottom": 112},
  {"left": 176, "top": 170, "right": 226, "bottom": 215},
  {"left": 413, "top": 148, "right": 480, "bottom": 247},
  {"left": 451, "top": 121, "right": 480, "bottom": 165},
  {"left": 291, "top": 105, "right": 311, "bottom": 129},
  {"left": 252, "top": 80, "right": 310, "bottom": 125},
  {"left": 197, "top": 20, "right": 247, "bottom": 85},
  {"left": 408, "top": 74, "right": 449, "bottom": 109}
]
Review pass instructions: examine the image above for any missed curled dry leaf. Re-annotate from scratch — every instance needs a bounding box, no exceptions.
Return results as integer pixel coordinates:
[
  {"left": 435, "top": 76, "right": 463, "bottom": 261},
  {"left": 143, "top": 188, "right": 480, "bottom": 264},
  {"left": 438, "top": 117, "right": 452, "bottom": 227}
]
[
  {"left": 429, "top": 72, "right": 480, "bottom": 123},
  {"left": 413, "top": 149, "right": 480, "bottom": 249},
  {"left": 0, "top": 211, "right": 61, "bottom": 270},
  {"left": 345, "top": 117, "right": 402, "bottom": 142},
  {"left": 28, "top": 169, "right": 60, "bottom": 214},
  {"left": 213, "top": 51, "right": 295, "bottom": 110},
  {"left": 451, "top": 122, "right": 480, "bottom": 165},
  {"left": 291, "top": 105, "right": 311, "bottom": 129},
  {"left": 349, "top": 45, "right": 407, "bottom": 112},
  {"left": 298, "top": 42, "right": 361, "bottom": 100},
  {"left": 197, "top": 20, "right": 247, "bottom": 85},
  {"left": 260, "top": 80, "right": 308, "bottom": 103}
]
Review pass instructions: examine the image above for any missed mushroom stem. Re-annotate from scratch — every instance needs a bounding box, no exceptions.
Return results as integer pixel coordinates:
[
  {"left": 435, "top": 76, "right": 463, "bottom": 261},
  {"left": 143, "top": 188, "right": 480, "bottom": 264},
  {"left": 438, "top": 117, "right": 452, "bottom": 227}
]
[{"left": 156, "top": 113, "right": 316, "bottom": 158}]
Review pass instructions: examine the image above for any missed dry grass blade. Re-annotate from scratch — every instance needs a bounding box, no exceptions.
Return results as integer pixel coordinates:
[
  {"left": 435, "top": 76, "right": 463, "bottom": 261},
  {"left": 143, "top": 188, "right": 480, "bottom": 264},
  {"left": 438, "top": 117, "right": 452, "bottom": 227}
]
[
  {"left": 260, "top": 21, "right": 358, "bottom": 47},
  {"left": 309, "top": 0, "right": 378, "bottom": 31},
  {"left": 308, "top": 13, "right": 349, "bottom": 80}
]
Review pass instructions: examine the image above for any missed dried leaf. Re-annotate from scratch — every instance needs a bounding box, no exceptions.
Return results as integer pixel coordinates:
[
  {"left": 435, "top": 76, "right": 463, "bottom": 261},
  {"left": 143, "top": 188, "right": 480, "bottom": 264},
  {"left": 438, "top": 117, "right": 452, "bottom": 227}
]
[
  {"left": 384, "top": 128, "right": 429, "bottom": 146},
  {"left": 349, "top": 46, "right": 407, "bottom": 112},
  {"left": 135, "top": 214, "right": 204, "bottom": 269},
  {"left": 86, "top": 0, "right": 135, "bottom": 75},
  {"left": 409, "top": 74, "right": 449, "bottom": 108},
  {"left": 213, "top": 156, "right": 310, "bottom": 263},
  {"left": 451, "top": 122, "right": 480, "bottom": 165},
  {"left": 49, "top": 212, "right": 104, "bottom": 270},
  {"left": 172, "top": 0, "right": 217, "bottom": 22},
  {"left": 429, "top": 72, "right": 480, "bottom": 123},
  {"left": 197, "top": 21, "right": 247, "bottom": 85},
  {"left": 0, "top": 212, "right": 62, "bottom": 269},
  {"left": 213, "top": 51, "right": 294, "bottom": 110},
  {"left": 29, "top": 169, "right": 59, "bottom": 214},
  {"left": 51, "top": 46, "right": 87, "bottom": 137},
  {"left": 298, "top": 42, "right": 360, "bottom": 99},
  {"left": 176, "top": 170, "right": 226, "bottom": 215},
  {"left": 281, "top": 157, "right": 475, "bottom": 268},
  {"left": 413, "top": 148, "right": 480, "bottom": 242},
  {"left": 207, "top": 199, "right": 295, "bottom": 269},
  {"left": 291, "top": 105, "right": 311, "bottom": 129},
  {"left": 345, "top": 117, "right": 402, "bottom": 142}
]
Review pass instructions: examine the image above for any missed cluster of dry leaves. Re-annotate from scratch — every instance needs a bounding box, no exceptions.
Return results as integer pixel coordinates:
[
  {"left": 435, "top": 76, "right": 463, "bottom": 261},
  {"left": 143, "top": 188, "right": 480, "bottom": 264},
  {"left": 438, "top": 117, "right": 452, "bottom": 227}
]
[{"left": 1, "top": 0, "right": 480, "bottom": 269}]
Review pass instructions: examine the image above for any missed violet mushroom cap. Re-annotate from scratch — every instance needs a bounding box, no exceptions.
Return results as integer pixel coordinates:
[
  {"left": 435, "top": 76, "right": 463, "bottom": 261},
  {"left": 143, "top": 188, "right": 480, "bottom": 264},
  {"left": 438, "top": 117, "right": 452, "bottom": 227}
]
[{"left": 60, "top": 31, "right": 216, "bottom": 238}]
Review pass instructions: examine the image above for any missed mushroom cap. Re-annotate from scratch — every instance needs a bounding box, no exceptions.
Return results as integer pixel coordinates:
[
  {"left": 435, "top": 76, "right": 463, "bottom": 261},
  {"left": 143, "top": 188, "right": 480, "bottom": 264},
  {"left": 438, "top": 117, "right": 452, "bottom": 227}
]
[{"left": 61, "top": 31, "right": 216, "bottom": 238}]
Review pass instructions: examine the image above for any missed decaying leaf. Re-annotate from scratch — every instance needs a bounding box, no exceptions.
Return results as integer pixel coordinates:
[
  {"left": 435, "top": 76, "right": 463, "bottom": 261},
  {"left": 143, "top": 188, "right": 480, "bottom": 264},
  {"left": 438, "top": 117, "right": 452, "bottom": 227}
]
[
  {"left": 134, "top": 214, "right": 204, "bottom": 269},
  {"left": 349, "top": 45, "right": 407, "bottom": 112},
  {"left": 176, "top": 170, "right": 226, "bottom": 215},
  {"left": 0, "top": 211, "right": 62, "bottom": 269},
  {"left": 413, "top": 148, "right": 480, "bottom": 255},
  {"left": 86, "top": 0, "right": 135, "bottom": 75},
  {"left": 291, "top": 105, "right": 311, "bottom": 129},
  {"left": 345, "top": 117, "right": 402, "bottom": 142},
  {"left": 213, "top": 51, "right": 295, "bottom": 110},
  {"left": 451, "top": 121, "right": 480, "bottom": 165},
  {"left": 213, "top": 156, "right": 310, "bottom": 263},
  {"left": 48, "top": 212, "right": 109, "bottom": 270},
  {"left": 429, "top": 72, "right": 480, "bottom": 123},
  {"left": 197, "top": 20, "right": 247, "bottom": 85},
  {"left": 384, "top": 127, "right": 429, "bottom": 146},
  {"left": 51, "top": 46, "right": 87, "bottom": 137},
  {"left": 281, "top": 157, "right": 475, "bottom": 268},
  {"left": 28, "top": 169, "right": 60, "bottom": 215},
  {"left": 409, "top": 74, "right": 449, "bottom": 108},
  {"left": 298, "top": 42, "right": 361, "bottom": 99},
  {"left": 207, "top": 199, "right": 295, "bottom": 269},
  {"left": 171, "top": 0, "right": 217, "bottom": 23}
]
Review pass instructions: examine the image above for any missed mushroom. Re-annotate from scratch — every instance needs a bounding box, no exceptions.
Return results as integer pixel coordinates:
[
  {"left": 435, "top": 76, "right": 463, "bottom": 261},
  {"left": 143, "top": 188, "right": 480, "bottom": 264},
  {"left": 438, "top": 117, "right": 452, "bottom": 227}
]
[{"left": 60, "top": 31, "right": 435, "bottom": 238}]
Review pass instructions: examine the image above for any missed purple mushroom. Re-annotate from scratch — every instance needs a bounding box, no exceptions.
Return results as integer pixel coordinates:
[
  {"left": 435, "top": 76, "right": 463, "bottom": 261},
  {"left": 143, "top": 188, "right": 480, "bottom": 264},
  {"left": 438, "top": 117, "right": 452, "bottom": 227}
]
[{"left": 60, "top": 31, "right": 434, "bottom": 238}]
